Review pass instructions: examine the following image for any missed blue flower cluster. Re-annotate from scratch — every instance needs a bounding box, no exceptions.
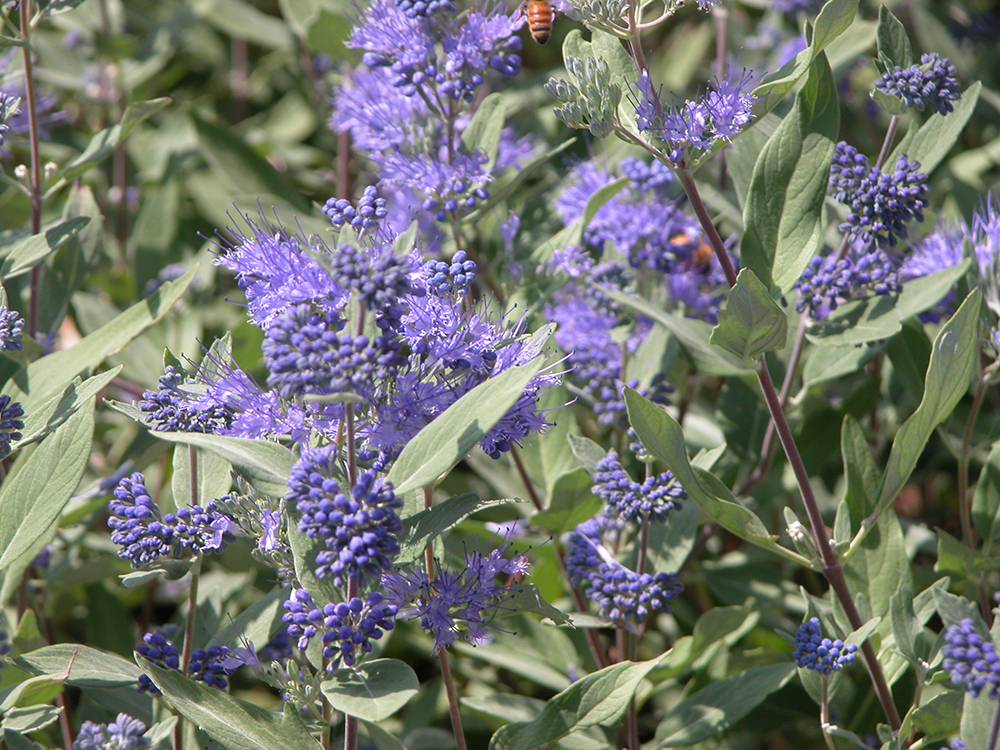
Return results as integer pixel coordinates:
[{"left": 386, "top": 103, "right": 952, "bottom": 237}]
[
  {"left": 382, "top": 537, "right": 529, "bottom": 652},
  {"left": 136, "top": 631, "right": 239, "bottom": 693},
  {"left": 942, "top": 618, "right": 1000, "bottom": 699},
  {"left": 792, "top": 617, "right": 858, "bottom": 674},
  {"left": 256, "top": 628, "right": 294, "bottom": 663},
  {"left": 286, "top": 446, "right": 403, "bottom": 587},
  {"left": 829, "top": 142, "right": 929, "bottom": 248},
  {"left": 108, "top": 473, "right": 235, "bottom": 567},
  {"left": 395, "top": 0, "right": 455, "bottom": 19},
  {"left": 0, "top": 92, "right": 19, "bottom": 148},
  {"left": 566, "top": 514, "right": 683, "bottom": 624},
  {"left": 423, "top": 250, "right": 476, "bottom": 294},
  {"left": 138, "top": 365, "right": 233, "bottom": 433},
  {"left": 593, "top": 451, "right": 685, "bottom": 524},
  {"left": 0, "top": 306, "right": 24, "bottom": 351},
  {"left": 262, "top": 304, "right": 403, "bottom": 400},
  {"left": 323, "top": 185, "right": 388, "bottom": 231},
  {"left": 282, "top": 587, "right": 397, "bottom": 670},
  {"left": 73, "top": 714, "right": 148, "bottom": 750},
  {"left": 874, "top": 53, "right": 961, "bottom": 115},
  {"left": 0, "top": 627, "right": 10, "bottom": 669},
  {"left": 0, "top": 394, "right": 24, "bottom": 460},
  {"left": 635, "top": 67, "right": 757, "bottom": 163},
  {"left": 794, "top": 246, "right": 900, "bottom": 318}
]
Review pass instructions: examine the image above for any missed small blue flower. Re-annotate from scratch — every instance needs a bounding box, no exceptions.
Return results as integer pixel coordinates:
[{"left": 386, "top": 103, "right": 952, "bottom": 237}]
[
  {"left": 286, "top": 446, "right": 403, "bottom": 587},
  {"left": 0, "top": 394, "right": 24, "bottom": 459},
  {"left": 794, "top": 245, "right": 900, "bottom": 318},
  {"left": 566, "top": 514, "right": 682, "bottom": 624},
  {"left": 383, "top": 535, "right": 529, "bottom": 652},
  {"left": 395, "top": 0, "right": 455, "bottom": 19},
  {"left": 830, "top": 142, "right": 929, "bottom": 248},
  {"left": 951, "top": 739, "right": 971, "bottom": 750},
  {"left": 423, "top": 250, "right": 477, "bottom": 295},
  {"left": 323, "top": 185, "right": 388, "bottom": 231},
  {"left": 73, "top": 714, "right": 148, "bottom": 750},
  {"left": 138, "top": 366, "right": 233, "bottom": 434},
  {"left": 136, "top": 631, "right": 239, "bottom": 693},
  {"left": 0, "top": 628, "right": 11, "bottom": 670},
  {"left": 793, "top": 617, "right": 858, "bottom": 674},
  {"left": 942, "top": 618, "right": 1000, "bottom": 699},
  {"left": 108, "top": 473, "right": 235, "bottom": 567},
  {"left": 282, "top": 587, "right": 397, "bottom": 670},
  {"left": 323, "top": 242, "right": 413, "bottom": 311},
  {"left": 874, "top": 53, "right": 961, "bottom": 115},
  {"left": 593, "top": 451, "right": 685, "bottom": 524},
  {"left": 0, "top": 307, "right": 24, "bottom": 351}
]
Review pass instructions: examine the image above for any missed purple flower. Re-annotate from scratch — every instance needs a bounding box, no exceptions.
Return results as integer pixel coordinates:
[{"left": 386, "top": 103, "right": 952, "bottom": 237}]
[
  {"left": 792, "top": 617, "right": 858, "bottom": 674},
  {"left": 138, "top": 365, "right": 233, "bottom": 434},
  {"left": 874, "top": 53, "right": 961, "bottom": 115},
  {"left": 286, "top": 445, "right": 403, "bottom": 587},
  {"left": 829, "top": 143, "right": 929, "bottom": 248},
  {"left": 282, "top": 587, "right": 397, "bottom": 670},
  {"left": 0, "top": 628, "right": 10, "bottom": 670},
  {"left": 108, "top": 473, "right": 235, "bottom": 567},
  {"left": 899, "top": 221, "right": 966, "bottom": 322},
  {"left": 0, "top": 394, "right": 24, "bottom": 459},
  {"left": 73, "top": 714, "right": 148, "bottom": 750},
  {"left": 0, "top": 306, "right": 23, "bottom": 351},
  {"left": 214, "top": 212, "right": 348, "bottom": 328},
  {"left": 794, "top": 244, "right": 900, "bottom": 318},
  {"left": 593, "top": 450, "right": 685, "bottom": 524},
  {"left": 324, "top": 185, "right": 388, "bottom": 232},
  {"left": 382, "top": 535, "right": 529, "bottom": 651},
  {"left": 566, "top": 514, "right": 682, "bottom": 624},
  {"left": 136, "top": 631, "right": 239, "bottom": 693},
  {"left": 942, "top": 618, "right": 1000, "bottom": 699},
  {"left": 395, "top": 0, "right": 455, "bottom": 20}
]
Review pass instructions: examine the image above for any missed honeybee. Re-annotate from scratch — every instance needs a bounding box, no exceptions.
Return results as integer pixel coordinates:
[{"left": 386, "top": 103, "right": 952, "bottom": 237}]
[
  {"left": 671, "top": 232, "right": 714, "bottom": 271},
  {"left": 524, "top": 0, "right": 556, "bottom": 44}
]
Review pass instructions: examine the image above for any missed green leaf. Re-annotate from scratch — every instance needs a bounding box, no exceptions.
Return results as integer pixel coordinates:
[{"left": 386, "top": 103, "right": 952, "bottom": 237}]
[
  {"left": 841, "top": 416, "right": 879, "bottom": 526},
  {"left": 1, "top": 706, "right": 62, "bottom": 734},
  {"left": 0, "top": 217, "right": 90, "bottom": 279},
  {"left": 387, "top": 358, "right": 545, "bottom": 494},
  {"left": 461, "top": 93, "right": 506, "bottom": 170},
  {"left": 192, "top": 115, "right": 309, "bottom": 211},
  {"left": 148, "top": 432, "right": 294, "bottom": 499},
  {"left": 909, "top": 691, "right": 962, "bottom": 742},
  {"left": 14, "top": 367, "right": 120, "bottom": 449},
  {"left": 710, "top": 268, "right": 788, "bottom": 362},
  {"left": 2, "top": 729, "right": 44, "bottom": 750},
  {"left": 0, "top": 674, "right": 65, "bottom": 712},
  {"left": 843, "top": 508, "right": 911, "bottom": 620},
  {"left": 894, "top": 258, "right": 970, "bottom": 321},
  {"left": 488, "top": 656, "right": 666, "bottom": 750},
  {"left": 874, "top": 289, "right": 980, "bottom": 515},
  {"left": 936, "top": 528, "right": 1000, "bottom": 577},
  {"left": 624, "top": 389, "right": 813, "bottom": 568},
  {"left": 0, "top": 399, "right": 94, "bottom": 604},
  {"left": 654, "top": 663, "right": 797, "bottom": 746},
  {"left": 973, "top": 440, "right": 1000, "bottom": 555},
  {"left": 751, "top": 0, "right": 860, "bottom": 115},
  {"left": 396, "top": 493, "right": 521, "bottom": 564},
  {"left": 805, "top": 295, "right": 902, "bottom": 346},
  {"left": 742, "top": 53, "right": 839, "bottom": 294},
  {"left": 889, "top": 579, "right": 921, "bottom": 663},
  {"left": 5, "top": 267, "right": 195, "bottom": 412},
  {"left": 802, "top": 344, "right": 877, "bottom": 388},
  {"left": 889, "top": 81, "right": 982, "bottom": 176},
  {"left": 195, "top": 0, "right": 294, "bottom": 49},
  {"left": 60, "top": 99, "right": 171, "bottom": 182},
  {"left": 602, "top": 289, "right": 753, "bottom": 376},
  {"left": 502, "top": 584, "right": 572, "bottom": 627},
  {"left": 566, "top": 435, "right": 606, "bottom": 474},
  {"left": 886, "top": 321, "right": 933, "bottom": 404},
  {"left": 875, "top": 5, "right": 913, "bottom": 69},
  {"left": 140, "top": 658, "right": 322, "bottom": 750},
  {"left": 277, "top": 0, "right": 322, "bottom": 36},
  {"left": 531, "top": 469, "right": 602, "bottom": 534},
  {"left": 321, "top": 659, "right": 420, "bottom": 722},
  {"left": 171, "top": 444, "right": 233, "bottom": 508},
  {"left": 15, "top": 645, "right": 141, "bottom": 687},
  {"left": 360, "top": 721, "right": 409, "bottom": 750}
]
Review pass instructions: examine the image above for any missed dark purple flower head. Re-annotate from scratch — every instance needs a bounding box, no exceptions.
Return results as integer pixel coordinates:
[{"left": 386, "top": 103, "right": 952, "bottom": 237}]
[
  {"left": 108, "top": 473, "right": 235, "bottom": 567},
  {"left": 794, "top": 244, "right": 900, "bottom": 318},
  {"left": 262, "top": 304, "right": 403, "bottom": 400},
  {"left": 136, "top": 631, "right": 239, "bottom": 693},
  {"left": 323, "top": 185, "right": 388, "bottom": 232},
  {"left": 874, "top": 53, "right": 961, "bottom": 115},
  {"left": 942, "top": 618, "right": 1000, "bottom": 699},
  {"left": 829, "top": 143, "right": 930, "bottom": 248},
  {"left": 282, "top": 587, "right": 397, "bottom": 670},
  {"left": 793, "top": 617, "right": 858, "bottom": 674},
  {"left": 0, "top": 307, "right": 23, "bottom": 351},
  {"left": 382, "top": 535, "right": 529, "bottom": 651},
  {"left": 323, "top": 241, "right": 414, "bottom": 311},
  {"left": 0, "top": 92, "right": 19, "bottom": 148},
  {"left": 422, "top": 250, "right": 477, "bottom": 295},
  {"left": 286, "top": 445, "right": 403, "bottom": 587},
  {"left": 382, "top": 149, "right": 492, "bottom": 222},
  {"left": 143, "top": 263, "right": 193, "bottom": 297},
  {"left": 566, "top": 514, "right": 682, "bottom": 624},
  {"left": 395, "top": 0, "right": 455, "bottom": 20},
  {"left": 0, "top": 394, "right": 24, "bottom": 459},
  {"left": 593, "top": 450, "right": 685, "bottom": 524},
  {"left": 0, "top": 628, "right": 11, "bottom": 670},
  {"left": 138, "top": 365, "right": 233, "bottom": 434},
  {"left": 73, "top": 714, "right": 148, "bottom": 750}
]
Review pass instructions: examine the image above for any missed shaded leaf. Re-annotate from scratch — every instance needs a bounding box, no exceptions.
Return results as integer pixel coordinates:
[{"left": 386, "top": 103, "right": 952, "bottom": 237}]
[{"left": 321, "top": 659, "right": 420, "bottom": 722}]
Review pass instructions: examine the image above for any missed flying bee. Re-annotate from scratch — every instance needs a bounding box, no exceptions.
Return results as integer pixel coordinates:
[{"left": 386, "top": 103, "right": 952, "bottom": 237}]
[{"left": 524, "top": 0, "right": 556, "bottom": 44}]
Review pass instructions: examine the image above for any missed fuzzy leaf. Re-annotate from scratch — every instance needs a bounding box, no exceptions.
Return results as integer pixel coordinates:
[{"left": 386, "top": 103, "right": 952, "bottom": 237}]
[
  {"left": 321, "top": 659, "right": 420, "bottom": 722},
  {"left": 889, "top": 81, "right": 981, "bottom": 175},
  {"left": 710, "top": 268, "right": 787, "bottom": 362}
]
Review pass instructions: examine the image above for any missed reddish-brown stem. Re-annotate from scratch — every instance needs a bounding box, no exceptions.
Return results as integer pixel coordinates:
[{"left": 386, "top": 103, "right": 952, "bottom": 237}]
[
  {"left": 19, "top": 0, "right": 42, "bottom": 338},
  {"left": 439, "top": 648, "right": 469, "bottom": 750}
]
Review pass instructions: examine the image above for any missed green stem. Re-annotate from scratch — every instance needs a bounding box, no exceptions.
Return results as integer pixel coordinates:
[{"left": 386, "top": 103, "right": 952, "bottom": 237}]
[
  {"left": 959, "top": 362, "right": 995, "bottom": 549},
  {"left": 173, "top": 556, "right": 203, "bottom": 750},
  {"left": 18, "top": 0, "right": 42, "bottom": 339},
  {"left": 819, "top": 677, "right": 837, "bottom": 750}
]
